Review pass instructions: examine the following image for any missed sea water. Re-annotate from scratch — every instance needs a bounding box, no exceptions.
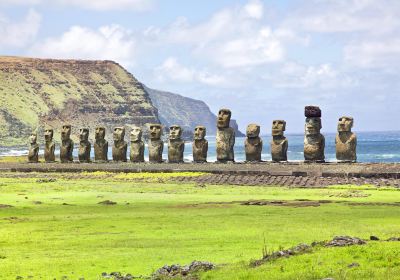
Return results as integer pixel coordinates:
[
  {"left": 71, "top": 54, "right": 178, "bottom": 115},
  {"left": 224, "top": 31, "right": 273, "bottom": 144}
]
[{"left": 3, "top": 131, "right": 400, "bottom": 163}]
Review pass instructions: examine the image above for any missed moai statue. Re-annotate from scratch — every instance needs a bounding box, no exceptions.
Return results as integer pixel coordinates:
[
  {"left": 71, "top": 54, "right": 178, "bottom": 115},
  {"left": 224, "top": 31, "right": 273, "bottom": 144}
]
[
  {"left": 94, "top": 127, "right": 108, "bottom": 162},
  {"left": 112, "top": 127, "right": 127, "bottom": 162},
  {"left": 78, "top": 128, "right": 91, "bottom": 163},
  {"left": 44, "top": 128, "right": 55, "bottom": 162},
  {"left": 304, "top": 106, "right": 325, "bottom": 162},
  {"left": 244, "top": 124, "right": 262, "bottom": 162},
  {"left": 130, "top": 126, "right": 144, "bottom": 162},
  {"left": 216, "top": 108, "right": 235, "bottom": 163},
  {"left": 168, "top": 125, "right": 184, "bottom": 163},
  {"left": 270, "top": 120, "right": 288, "bottom": 162},
  {"left": 336, "top": 116, "right": 357, "bottom": 162},
  {"left": 28, "top": 132, "right": 39, "bottom": 163},
  {"left": 192, "top": 126, "right": 208, "bottom": 163},
  {"left": 60, "top": 124, "right": 74, "bottom": 163},
  {"left": 148, "top": 123, "right": 163, "bottom": 163}
]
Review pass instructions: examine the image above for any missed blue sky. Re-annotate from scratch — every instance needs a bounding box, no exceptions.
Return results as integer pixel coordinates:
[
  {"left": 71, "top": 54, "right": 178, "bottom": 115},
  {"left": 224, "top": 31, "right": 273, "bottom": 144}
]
[{"left": 1, "top": 0, "right": 400, "bottom": 133}]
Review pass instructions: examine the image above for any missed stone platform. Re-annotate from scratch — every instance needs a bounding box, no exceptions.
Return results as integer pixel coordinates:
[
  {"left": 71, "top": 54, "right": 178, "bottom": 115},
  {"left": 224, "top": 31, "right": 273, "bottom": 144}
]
[{"left": 1, "top": 162, "right": 400, "bottom": 178}]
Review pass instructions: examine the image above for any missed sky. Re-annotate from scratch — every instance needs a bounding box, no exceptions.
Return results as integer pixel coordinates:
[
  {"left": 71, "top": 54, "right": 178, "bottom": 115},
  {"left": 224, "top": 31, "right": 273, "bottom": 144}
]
[{"left": 1, "top": 0, "right": 400, "bottom": 133}]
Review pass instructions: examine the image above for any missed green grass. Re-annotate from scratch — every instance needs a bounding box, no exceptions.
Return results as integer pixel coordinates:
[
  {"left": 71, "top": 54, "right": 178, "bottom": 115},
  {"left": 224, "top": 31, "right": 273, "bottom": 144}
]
[
  {"left": 0, "top": 156, "right": 28, "bottom": 163},
  {"left": 0, "top": 173, "right": 400, "bottom": 279},
  {"left": 202, "top": 242, "right": 400, "bottom": 280}
]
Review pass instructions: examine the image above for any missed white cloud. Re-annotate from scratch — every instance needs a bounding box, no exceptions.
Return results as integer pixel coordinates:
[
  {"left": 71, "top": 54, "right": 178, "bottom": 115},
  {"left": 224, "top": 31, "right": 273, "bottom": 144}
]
[
  {"left": 155, "top": 57, "right": 194, "bottom": 83},
  {"left": 210, "top": 27, "right": 284, "bottom": 68},
  {"left": 344, "top": 40, "right": 400, "bottom": 69},
  {"left": 1, "top": 0, "right": 153, "bottom": 11},
  {"left": 144, "top": 0, "right": 291, "bottom": 70},
  {"left": 242, "top": 0, "right": 264, "bottom": 20},
  {"left": 154, "top": 57, "right": 235, "bottom": 88},
  {"left": 1, "top": 0, "right": 40, "bottom": 4},
  {"left": 30, "top": 24, "right": 136, "bottom": 66},
  {"left": 280, "top": 0, "right": 400, "bottom": 73},
  {"left": 284, "top": 0, "right": 400, "bottom": 34},
  {"left": 0, "top": 9, "right": 41, "bottom": 48},
  {"left": 264, "top": 62, "right": 357, "bottom": 89}
]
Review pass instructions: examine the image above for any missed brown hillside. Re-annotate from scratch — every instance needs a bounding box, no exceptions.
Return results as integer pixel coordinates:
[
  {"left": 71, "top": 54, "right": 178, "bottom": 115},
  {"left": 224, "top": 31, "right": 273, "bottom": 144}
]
[{"left": 0, "top": 56, "right": 159, "bottom": 145}]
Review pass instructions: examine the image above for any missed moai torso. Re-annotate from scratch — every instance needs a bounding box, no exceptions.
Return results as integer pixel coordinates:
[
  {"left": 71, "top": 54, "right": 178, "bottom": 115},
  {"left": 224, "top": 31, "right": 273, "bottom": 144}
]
[
  {"left": 271, "top": 137, "right": 288, "bottom": 162},
  {"left": 216, "top": 128, "right": 235, "bottom": 162},
  {"left": 130, "top": 141, "right": 144, "bottom": 162},
  {"left": 216, "top": 108, "right": 235, "bottom": 163},
  {"left": 28, "top": 133, "right": 39, "bottom": 163},
  {"left": 130, "top": 126, "right": 145, "bottom": 162},
  {"left": 94, "top": 127, "right": 108, "bottom": 162},
  {"left": 192, "top": 126, "right": 208, "bottom": 163},
  {"left": 168, "top": 140, "right": 184, "bottom": 163},
  {"left": 78, "top": 128, "right": 91, "bottom": 163},
  {"left": 244, "top": 124, "right": 262, "bottom": 162},
  {"left": 112, "top": 127, "right": 127, "bottom": 162},
  {"left": 148, "top": 124, "right": 164, "bottom": 163},
  {"left": 193, "top": 140, "right": 208, "bottom": 162},
  {"left": 44, "top": 141, "right": 55, "bottom": 162},
  {"left": 78, "top": 142, "right": 91, "bottom": 163},
  {"left": 245, "top": 138, "right": 262, "bottom": 161},
  {"left": 336, "top": 116, "right": 357, "bottom": 162},
  {"left": 112, "top": 143, "right": 127, "bottom": 162},
  {"left": 149, "top": 140, "right": 163, "bottom": 163},
  {"left": 60, "top": 125, "right": 74, "bottom": 163},
  {"left": 304, "top": 106, "right": 325, "bottom": 162},
  {"left": 28, "top": 144, "right": 39, "bottom": 163},
  {"left": 94, "top": 139, "right": 108, "bottom": 161},
  {"left": 60, "top": 139, "right": 74, "bottom": 162},
  {"left": 168, "top": 125, "right": 184, "bottom": 163},
  {"left": 270, "top": 120, "right": 288, "bottom": 162},
  {"left": 304, "top": 134, "right": 325, "bottom": 161}
]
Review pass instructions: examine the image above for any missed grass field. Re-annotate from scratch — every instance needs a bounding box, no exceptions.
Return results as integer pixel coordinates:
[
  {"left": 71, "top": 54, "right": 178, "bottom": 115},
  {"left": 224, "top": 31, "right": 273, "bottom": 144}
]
[{"left": 0, "top": 172, "right": 400, "bottom": 279}]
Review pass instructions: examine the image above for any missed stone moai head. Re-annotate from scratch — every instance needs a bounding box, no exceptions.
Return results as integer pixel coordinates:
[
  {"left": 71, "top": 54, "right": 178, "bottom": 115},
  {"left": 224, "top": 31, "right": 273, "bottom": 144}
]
[
  {"left": 29, "top": 132, "right": 37, "bottom": 144},
  {"left": 169, "top": 125, "right": 182, "bottom": 140},
  {"left": 246, "top": 124, "right": 260, "bottom": 138},
  {"left": 272, "top": 120, "right": 286, "bottom": 136},
  {"left": 130, "top": 126, "right": 142, "bottom": 142},
  {"left": 217, "top": 108, "right": 231, "bottom": 129},
  {"left": 194, "top": 126, "right": 206, "bottom": 140},
  {"left": 305, "top": 118, "right": 322, "bottom": 135},
  {"left": 95, "top": 127, "right": 106, "bottom": 141},
  {"left": 79, "top": 128, "right": 89, "bottom": 142},
  {"left": 44, "top": 128, "right": 54, "bottom": 142},
  {"left": 61, "top": 124, "right": 72, "bottom": 141},
  {"left": 113, "top": 127, "right": 125, "bottom": 142},
  {"left": 305, "top": 106, "right": 322, "bottom": 136},
  {"left": 337, "top": 116, "right": 353, "bottom": 132},
  {"left": 149, "top": 124, "right": 162, "bottom": 140}
]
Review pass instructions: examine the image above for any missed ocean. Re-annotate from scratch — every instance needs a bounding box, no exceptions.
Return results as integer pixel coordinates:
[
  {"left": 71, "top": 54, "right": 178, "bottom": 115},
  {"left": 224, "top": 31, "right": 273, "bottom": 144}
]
[{"left": 2, "top": 131, "right": 400, "bottom": 163}]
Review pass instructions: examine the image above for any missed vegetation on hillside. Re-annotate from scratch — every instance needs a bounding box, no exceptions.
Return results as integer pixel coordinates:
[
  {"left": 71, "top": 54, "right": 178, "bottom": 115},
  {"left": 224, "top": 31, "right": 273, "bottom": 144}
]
[{"left": 0, "top": 56, "right": 159, "bottom": 146}]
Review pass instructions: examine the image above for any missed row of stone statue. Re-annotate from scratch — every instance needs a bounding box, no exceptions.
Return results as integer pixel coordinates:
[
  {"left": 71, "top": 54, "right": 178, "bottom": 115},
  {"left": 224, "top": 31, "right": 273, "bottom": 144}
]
[{"left": 27, "top": 106, "right": 356, "bottom": 163}]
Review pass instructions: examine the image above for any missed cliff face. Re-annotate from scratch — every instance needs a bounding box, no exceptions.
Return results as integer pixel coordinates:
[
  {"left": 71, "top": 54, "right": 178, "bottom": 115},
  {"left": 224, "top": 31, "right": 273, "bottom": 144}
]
[
  {"left": 145, "top": 87, "right": 245, "bottom": 137},
  {"left": 0, "top": 56, "right": 159, "bottom": 145}
]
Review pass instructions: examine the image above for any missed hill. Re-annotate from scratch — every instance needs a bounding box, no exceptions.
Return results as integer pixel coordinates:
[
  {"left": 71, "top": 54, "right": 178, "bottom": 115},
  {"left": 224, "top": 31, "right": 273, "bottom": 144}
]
[{"left": 0, "top": 56, "right": 161, "bottom": 145}]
